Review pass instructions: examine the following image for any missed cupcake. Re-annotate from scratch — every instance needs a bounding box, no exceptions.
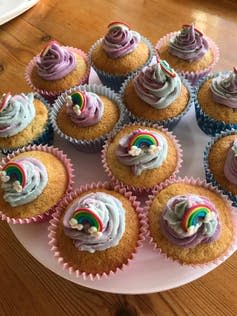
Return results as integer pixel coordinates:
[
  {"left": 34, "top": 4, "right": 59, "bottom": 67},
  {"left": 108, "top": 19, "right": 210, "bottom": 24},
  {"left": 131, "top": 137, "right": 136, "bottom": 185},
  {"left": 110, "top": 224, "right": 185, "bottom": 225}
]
[
  {"left": 204, "top": 129, "right": 237, "bottom": 206},
  {"left": 48, "top": 182, "right": 144, "bottom": 279},
  {"left": 195, "top": 68, "right": 237, "bottom": 136},
  {"left": 120, "top": 59, "right": 193, "bottom": 128},
  {"left": 156, "top": 24, "right": 219, "bottom": 85},
  {"left": 102, "top": 122, "right": 182, "bottom": 191},
  {"left": 0, "top": 92, "right": 53, "bottom": 154},
  {"left": 146, "top": 178, "right": 236, "bottom": 265},
  {"left": 50, "top": 84, "right": 125, "bottom": 152},
  {"left": 25, "top": 40, "right": 90, "bottom": 100},
  {"left": 0, "top": 145, "right": 74, "bottom": 224},
  {"left": 89, "top": 21, "right": 154, "bottom": 92}
]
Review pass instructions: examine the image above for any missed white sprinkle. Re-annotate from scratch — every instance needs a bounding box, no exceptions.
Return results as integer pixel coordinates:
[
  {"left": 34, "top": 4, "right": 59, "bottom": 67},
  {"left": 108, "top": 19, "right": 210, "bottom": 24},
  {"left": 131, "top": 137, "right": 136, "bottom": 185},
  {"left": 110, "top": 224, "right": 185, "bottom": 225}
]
[{"left": 128, "top": 146, "right": 142, "bottom": 156}]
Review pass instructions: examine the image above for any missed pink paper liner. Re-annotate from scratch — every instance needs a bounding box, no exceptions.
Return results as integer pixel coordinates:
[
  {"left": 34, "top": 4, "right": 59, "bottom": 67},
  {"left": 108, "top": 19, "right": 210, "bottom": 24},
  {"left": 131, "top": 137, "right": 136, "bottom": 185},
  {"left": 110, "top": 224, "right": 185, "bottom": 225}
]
[
  {"left": 25, "top": 47, "right": 90, "bottom": 99},
  {"left": 48, "top": 181, "right": 146, "bottom": 280},
  {"left": 0, "top": 144, "right": 74, "bottom": 224},
  {"left": 144, "top": 176, "right": 237, "bottom": 267},
  {"left": 101, "top": 122, "right": 183, "bottom": 193},
  {"left": 155, "top": 32, "right": 220, "bottom": 85}
]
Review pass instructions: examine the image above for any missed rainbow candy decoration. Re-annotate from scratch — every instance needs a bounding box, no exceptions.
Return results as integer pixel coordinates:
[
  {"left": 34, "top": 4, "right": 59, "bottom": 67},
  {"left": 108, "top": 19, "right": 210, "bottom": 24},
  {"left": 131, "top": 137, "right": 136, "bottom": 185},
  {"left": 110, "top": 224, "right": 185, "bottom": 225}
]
[
  {"left": 160, "top": 60, "right": 176, "bottom": 78},
  {"left": 182, "top": 24, "right": 203, "bottom": 36},
  {"left": 181, "top": 204, "right": 212, "bottom": 232},
  {"left": 2, "top": 162, "right": 26, "bottom": 188},
  {"left": 0, "top": 92, "right": 11, "bottom": 113},
  {"left": 128, "top": 131, "right": 159, "bottom": 151},
  {"left": 70, "top": 208, "right": 103, "bottom": 233},
  {"left": 108, "top": 21, "right": 130, "bottom": 32},
  {"left": 40, "top": 40, "right": 59, "bottom": 57},
  {"left": 71, "top": 91, "right": 87, "bottom": 111}
]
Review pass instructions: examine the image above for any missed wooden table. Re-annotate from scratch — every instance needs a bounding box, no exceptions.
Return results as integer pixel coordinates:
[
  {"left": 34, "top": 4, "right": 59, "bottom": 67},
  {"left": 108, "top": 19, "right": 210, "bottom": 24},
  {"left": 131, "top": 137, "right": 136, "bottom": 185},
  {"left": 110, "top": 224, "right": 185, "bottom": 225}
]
[{"left": 0, "top": 1, "right": 237, "bottom": 315}]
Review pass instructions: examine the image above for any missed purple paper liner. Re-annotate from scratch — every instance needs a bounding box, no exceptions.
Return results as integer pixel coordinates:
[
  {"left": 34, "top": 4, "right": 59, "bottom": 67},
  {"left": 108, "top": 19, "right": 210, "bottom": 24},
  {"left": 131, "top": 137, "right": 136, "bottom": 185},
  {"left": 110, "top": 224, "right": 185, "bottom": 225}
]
[
  {"left": 50, "top": 84, "right": 126, "bottom": 153},
  {"left": 194, "top": 72, "right": 237, "bottom": 137},
  {"left": 155, "top": 32, "right": 220, "bottom": 86},
  {"left": 48, "top": 181, "right": 146, "bottom": 280},
  {"left": 119, "top": 74, "right": 194, "bottom": 130},
  {"left": 88, "top": 36, "right": 155, "bottom": 92},
  {"left": 145, "top": 176, "right": 237, "bottom": 266},
  {"left": 204, "top": 129, "right": 237, "bottom": 207},
  {"left": 0, "top": 144, "right": 74, "bottom": 224},
  {"left": 0, "top": 93, "right": 53, "bottom": 155}
]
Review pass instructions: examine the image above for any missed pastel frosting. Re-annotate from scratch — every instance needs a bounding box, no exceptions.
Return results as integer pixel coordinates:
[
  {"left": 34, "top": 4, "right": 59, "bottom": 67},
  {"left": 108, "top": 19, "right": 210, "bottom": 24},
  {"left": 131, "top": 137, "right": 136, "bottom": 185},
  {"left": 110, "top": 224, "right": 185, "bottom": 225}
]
[
  {"left": 116, "top": 129, "right": 168, "bottom": 176},
  {"left": 102, "top": 22, "right": 141, "bottom": 59},
  {"left": 37, "top": 41, "right": 76, "bottom": 80},
  {"left": 160, "top": 194, "right": 220, "bottom": 248},
  {"left": 63, "top": 192, "right": 125, "bottom": 253},
  {"left": 210, "top": 68, "right": 237, "bottom": 108},
  {"left": 169, "top": 24, "right": 209, "bottom": 62},
  {"left": 224, "top": 138, "right": 237, "bottom": 185},
  {"left": 0, "top": 158, "right": 48, "bottom": 207},
  {"left": 0, "top": 93, "right": 35, "bottom": 137},
  {"left": 65, "top": 91, "right": 104, "bottom": 127},
  {"left": 134, "top": 60, "right": 181, "bottom": 109}
]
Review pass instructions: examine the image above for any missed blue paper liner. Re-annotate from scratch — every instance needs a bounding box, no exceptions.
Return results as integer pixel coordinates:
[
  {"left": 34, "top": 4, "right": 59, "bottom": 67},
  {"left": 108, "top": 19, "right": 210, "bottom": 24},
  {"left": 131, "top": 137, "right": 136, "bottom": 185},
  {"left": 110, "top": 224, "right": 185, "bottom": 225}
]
[
  {"left": 203, "top": 129, "right": 237, "bottom": 207},
  {"left": 50, "top": 84, "right": 126, "bottom": 153},
  {"left": 120, "top": 74, "right": 194, "bottom": 130},
  {"left": 0, "top": 94, "right": 53, "bottom": 155},
  {"left": 194, "top": 72, "right": 237, "bottom": 137},
  {"left": 88, "top": 36, "right": 155, "bottom": 92}
]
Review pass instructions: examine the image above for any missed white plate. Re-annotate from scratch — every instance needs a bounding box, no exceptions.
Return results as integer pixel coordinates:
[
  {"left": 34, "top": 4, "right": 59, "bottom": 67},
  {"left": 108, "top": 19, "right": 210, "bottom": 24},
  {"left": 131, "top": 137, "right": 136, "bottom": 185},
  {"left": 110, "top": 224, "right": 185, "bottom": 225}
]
[
  {"left": 0, "top": 0, "right": 39, "bottom": 25},
  {"left": 9, "top": 70, "right": 237, "bottom": 294}
]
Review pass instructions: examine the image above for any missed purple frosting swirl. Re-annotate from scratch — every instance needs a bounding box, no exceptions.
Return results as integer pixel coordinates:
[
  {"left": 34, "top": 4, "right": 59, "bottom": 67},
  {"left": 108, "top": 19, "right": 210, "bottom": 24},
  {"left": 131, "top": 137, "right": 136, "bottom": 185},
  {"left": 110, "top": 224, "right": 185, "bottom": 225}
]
[
  {"left": 102, "top": 23, "right": 140, "bottom": 59},
  {"left": 160, "top": 195, "right": 220, "bottom": 248},
  {"left": 211, "top": 69, "right": 237, "bottom": 108},
  {"left": 224, "top": 139, "right": 237, "bottom": 185},
  {"left": 37, "top": 41, "right": 76, "bottom": 80},
  {"left": 65, "top": 91, "right": 104, "bottom": 127},
  {"left": 169, "top": 24, "right": 209, "bottom": 62}
]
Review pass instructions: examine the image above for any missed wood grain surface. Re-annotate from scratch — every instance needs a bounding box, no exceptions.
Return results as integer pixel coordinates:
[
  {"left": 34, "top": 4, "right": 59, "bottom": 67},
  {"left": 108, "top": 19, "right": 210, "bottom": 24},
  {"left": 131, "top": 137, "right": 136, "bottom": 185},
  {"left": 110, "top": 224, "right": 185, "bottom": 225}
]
[{"left": 0, "top": 0, "right": 237, "bottom": 315}]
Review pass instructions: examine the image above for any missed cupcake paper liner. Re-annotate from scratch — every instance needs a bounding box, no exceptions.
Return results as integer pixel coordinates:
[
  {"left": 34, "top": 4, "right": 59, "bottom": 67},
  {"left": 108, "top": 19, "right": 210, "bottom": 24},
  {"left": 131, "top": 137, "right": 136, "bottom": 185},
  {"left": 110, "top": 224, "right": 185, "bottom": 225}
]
[
  {"left": 88, "top": 36, "right": 155, "bottom": 92},
  {"left": 156, "top": 32, "right": 220, "bottom": 86},
  {"left": 194, "top": 72, "right": 237, "bottom": 136},
  {"left": 0, "top": 93, "right": 53, "bottom": 155},
  {"left": 48, "top": 181, "right": 146, "bottom": 280},
  {"left": 101, "top": 122, "right": 183, "bottom": 192},
  {"left": 0, "top": 144, "right": 74, "bottom": 224},
  {"left": 50, "top": 84, "right": 126, "bottom": 153},
  {"left": 204, "top": 129, "right": 237, "bottom": 207},
  {"left": 145, "top": 176, "right": 237, "bottom": 267},
  {"left": 120, "top": 74, "right": 194, "bottom": 129},
  {"left": 25, "top": 47, "right": 90, "bottom": 102}
]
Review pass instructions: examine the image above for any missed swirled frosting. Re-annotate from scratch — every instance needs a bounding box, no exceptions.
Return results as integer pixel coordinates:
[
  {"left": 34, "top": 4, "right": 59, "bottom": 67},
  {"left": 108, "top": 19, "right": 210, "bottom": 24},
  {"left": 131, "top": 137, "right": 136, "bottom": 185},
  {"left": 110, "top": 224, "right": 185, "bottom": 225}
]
[
  {"left": 0, "top": 158, "right": 48, "bottom": 207},
  {"left": 116, "top": 129, "right": 168, "bottom": 176},
  {"left": 160, "top": 194, "right": 220, "bottom": 248},
  {"left": 169, "top": 24, "right": 209, "bottom": 62},
  {"left": 37, "top": 41, "right": 76, "bottom": 80},
  {"left": 224, "top": 138, "right": 237, "bottom": 184},
  {"left": 134, "top": 60, "right": 181, "bottom": 109},
  {"left": 210, "top": 68, "right": 237, "bottom": 108},
  {"left": 0, "top": 93, "right": 35, "bottom": 137},
  {"left": 65, "top": 91, "right": 104, "bottom": 127},
  {"left": 102, "top": 22, "right": 141, "bottom": 59},
  {"left": 63, "top": 192, "right": 125, "bottom": 253}
]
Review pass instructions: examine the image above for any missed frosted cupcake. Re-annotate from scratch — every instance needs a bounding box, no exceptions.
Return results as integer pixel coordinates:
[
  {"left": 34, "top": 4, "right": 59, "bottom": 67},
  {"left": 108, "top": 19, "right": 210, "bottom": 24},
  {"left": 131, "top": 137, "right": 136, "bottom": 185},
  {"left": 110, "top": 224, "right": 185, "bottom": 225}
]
[
  {"left": 156, "top": 24, "right": 219, "bottom": 85},
  {"left": 25, "top": 40, "right": 90, "bottom": 100},
  {"left": 89, "top": 21, "right": 154, "bottom": 92},
  {"left": 147, "top": 178, "right": 236, "bottom": 265},
  {"left": 0, "top": 145, "right": 74, "bottom": 224},
  {"left": 195, "top": 68, "right": 237, "bottom": 136},
  {"left": 48, "top": 182, "right": 144, "bottom": 279},
  {"left": 50, "top": 84, "right": 125, "bottom": 152},
  {"left": 120, "top": 59, "right": 192, "bottom": 128},
  {"left": 0, "top": 92, "right": 52, "bottom": 154}
]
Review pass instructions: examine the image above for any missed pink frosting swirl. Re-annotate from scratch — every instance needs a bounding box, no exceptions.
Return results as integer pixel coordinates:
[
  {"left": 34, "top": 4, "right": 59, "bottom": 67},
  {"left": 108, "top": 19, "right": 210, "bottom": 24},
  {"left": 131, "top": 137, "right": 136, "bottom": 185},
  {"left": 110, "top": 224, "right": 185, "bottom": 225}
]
[
  {"left": 102, "top": 22, "right": 140, "bottom": 59},
  {"left": 224, "top": 139, "right": 237, "bottom": 185},
  {"left": 65, "top": 91, "right": 104, "bottom": 127},
  {"left": 36, "top": 41, "right": 76, "bottom": 80}
]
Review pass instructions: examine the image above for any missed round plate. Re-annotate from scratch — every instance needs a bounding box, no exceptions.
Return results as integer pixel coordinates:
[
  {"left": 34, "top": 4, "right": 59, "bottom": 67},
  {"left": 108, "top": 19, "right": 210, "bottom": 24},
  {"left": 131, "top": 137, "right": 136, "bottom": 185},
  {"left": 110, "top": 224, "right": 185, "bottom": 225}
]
[{"left": 9, "top": 70, "right": 236, "bottom": 294}]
